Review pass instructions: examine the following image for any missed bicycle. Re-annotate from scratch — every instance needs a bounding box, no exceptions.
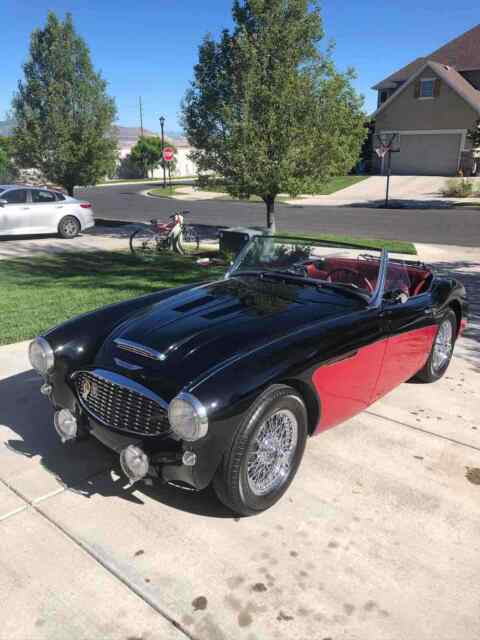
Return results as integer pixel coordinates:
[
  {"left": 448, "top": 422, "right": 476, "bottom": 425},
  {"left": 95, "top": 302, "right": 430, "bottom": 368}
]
[{"left": 129, "top": 210, "right": 200, "bottom": 256}]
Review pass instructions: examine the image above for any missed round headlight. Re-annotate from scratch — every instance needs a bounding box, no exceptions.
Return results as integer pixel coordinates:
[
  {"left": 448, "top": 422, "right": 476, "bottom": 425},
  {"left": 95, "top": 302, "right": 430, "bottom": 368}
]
[
  {"left": 168, "top": 392, "right": 208, "bottom": 442},
  {"left": 28, "top": 337, "right": 55, "bottom": 375}
]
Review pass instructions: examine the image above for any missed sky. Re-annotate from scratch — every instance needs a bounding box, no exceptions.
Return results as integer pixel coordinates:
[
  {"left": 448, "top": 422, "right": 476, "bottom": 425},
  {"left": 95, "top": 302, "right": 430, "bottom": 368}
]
[{"left": 0, "top": 1, "right": 478, "bottom": 133}]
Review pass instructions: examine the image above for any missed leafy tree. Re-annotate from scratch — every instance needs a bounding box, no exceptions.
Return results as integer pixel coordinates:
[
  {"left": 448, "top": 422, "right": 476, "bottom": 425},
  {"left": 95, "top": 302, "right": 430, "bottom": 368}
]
[
  {"left": 182, "top": 0, "right": 366, "bottom": 229},
  {"left": 467, "top": 118, "right": 480, "bottom": 149},
  {"left": 0, "top": 136, "right": 18, "bottom": 182},
  {"left": 12, "top": 12, "right": 117, "bottom": 195},
  {"left": 129, "top": 136, "right": 177, "bottom": 178},
  {"left": 467, "top": 119, "right": 480, "bottom": 175}
]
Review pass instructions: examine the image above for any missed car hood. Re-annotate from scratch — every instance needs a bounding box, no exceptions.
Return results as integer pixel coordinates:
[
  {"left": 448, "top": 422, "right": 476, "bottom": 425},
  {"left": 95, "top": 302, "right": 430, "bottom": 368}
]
[{"left": 94, "top": 275, "right": 362, "bottom": 399}]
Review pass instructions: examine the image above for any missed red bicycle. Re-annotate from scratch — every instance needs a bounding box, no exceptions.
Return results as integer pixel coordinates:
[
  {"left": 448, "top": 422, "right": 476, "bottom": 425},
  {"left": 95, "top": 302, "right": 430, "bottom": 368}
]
[{"left": 129, "top": 210, "right": 199, "bottom": 256}]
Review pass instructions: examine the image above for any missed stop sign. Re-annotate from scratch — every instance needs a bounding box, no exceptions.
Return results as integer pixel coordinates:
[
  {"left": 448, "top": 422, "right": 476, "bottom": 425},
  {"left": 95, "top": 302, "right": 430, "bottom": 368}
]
[{"left": 163, "top": 147, "right": 174, "bottom": 162}]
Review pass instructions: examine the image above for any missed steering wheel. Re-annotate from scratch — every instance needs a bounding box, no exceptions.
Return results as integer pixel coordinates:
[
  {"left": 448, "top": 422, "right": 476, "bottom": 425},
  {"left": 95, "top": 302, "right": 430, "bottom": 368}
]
[
  {"left": 326, "top": 268, "right": 374, "bottom": 293},
  {"left": 286, "top": 261, "right": 310, "bottom": 277}
]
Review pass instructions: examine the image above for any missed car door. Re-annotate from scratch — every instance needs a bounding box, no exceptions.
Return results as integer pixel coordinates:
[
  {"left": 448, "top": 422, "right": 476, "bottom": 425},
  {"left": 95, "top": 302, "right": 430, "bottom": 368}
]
[
  {"left": 0, "top": 188, "right": 31, "bottom": 235},
  {"left": 312, "top": 307, "right": 387, "bottom": 432},
  {"left": 373, "top": 262, "right": 437, "bottom": 401},
  {"left": 28, "top": 188, "right": 59, "bottom": 233}
]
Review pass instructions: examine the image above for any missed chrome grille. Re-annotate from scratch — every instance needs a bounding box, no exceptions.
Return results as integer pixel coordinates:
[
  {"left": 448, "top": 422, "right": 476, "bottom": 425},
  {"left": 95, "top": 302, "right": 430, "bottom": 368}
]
[{"left": 74, "top": 370, "right": 170, "bottom": 437}]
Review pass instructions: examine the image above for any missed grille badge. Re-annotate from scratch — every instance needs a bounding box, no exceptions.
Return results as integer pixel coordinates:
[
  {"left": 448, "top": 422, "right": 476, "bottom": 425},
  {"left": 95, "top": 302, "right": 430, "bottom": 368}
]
[{"left": 79, "top": 377, "right": 98, "bottom": 400}]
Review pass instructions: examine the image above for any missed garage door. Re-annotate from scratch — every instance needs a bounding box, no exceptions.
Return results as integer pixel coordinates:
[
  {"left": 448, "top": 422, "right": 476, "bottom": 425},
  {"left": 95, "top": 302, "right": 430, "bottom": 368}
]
[{"left": 390, "top": 133, "right": 462, "bottom": 176}]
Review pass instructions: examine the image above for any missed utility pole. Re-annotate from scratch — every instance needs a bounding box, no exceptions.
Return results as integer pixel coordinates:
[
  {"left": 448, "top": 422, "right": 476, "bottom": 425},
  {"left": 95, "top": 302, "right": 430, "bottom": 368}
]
[
  {"left": 139, "top": 97, "right": 144, "bottom": 137},
  {"left": 159, "top": 116, "right": 166, "bottom": 188},
  {"left": 139, "top": 97, "right": 146, "bottom": 177}
]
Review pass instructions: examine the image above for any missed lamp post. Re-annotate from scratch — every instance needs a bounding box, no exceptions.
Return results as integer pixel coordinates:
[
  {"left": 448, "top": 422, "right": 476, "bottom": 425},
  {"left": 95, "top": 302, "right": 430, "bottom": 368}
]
[{"left": 159, "top": 116, "right": 166, "bottom": 188}]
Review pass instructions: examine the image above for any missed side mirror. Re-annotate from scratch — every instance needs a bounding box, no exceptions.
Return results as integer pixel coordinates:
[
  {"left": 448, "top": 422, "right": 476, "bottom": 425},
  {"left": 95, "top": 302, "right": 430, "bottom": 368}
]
[
  {"left": 0, "top": 199, "right": 7, "bottom": 207},
  {"left": 384, "top": 288, "right": 409, "bottom": 304}
]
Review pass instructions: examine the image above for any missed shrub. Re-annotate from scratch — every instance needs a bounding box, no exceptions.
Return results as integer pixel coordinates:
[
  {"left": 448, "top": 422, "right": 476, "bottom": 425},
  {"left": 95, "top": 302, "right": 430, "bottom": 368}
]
[{"left": 442, "top": 178, "right": 476, "bottom": 198}]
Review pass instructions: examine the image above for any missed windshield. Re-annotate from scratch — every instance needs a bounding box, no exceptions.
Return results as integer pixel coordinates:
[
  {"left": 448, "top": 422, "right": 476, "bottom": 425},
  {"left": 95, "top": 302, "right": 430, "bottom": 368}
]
[{"left": 229, "top": 236, "right": 384, "bottom": 299}]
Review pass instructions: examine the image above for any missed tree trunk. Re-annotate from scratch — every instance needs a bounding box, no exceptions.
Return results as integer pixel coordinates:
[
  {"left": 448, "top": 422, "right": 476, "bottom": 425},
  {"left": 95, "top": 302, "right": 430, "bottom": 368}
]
[
  {"left": 65, "top": 181, "right": 75, "bottom": 197},
  {"left": 265, "top": 196, "right": 276, "bottom": 233}
]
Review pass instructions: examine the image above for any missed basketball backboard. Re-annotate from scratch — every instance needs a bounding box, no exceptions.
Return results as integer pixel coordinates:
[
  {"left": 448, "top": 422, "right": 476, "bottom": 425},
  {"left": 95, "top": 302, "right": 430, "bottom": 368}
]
[{"left": 373, "top": 132, "right": 400, "bottom": 153}]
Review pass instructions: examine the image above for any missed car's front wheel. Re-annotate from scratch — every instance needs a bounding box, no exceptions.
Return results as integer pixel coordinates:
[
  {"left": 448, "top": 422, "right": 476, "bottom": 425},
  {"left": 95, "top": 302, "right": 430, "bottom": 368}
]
[
  {"left": 213, "top": 385, "right": 308, "bottom": 516},
  {"left": 58, "top": 215, "right": 81, "bottom": 239}
]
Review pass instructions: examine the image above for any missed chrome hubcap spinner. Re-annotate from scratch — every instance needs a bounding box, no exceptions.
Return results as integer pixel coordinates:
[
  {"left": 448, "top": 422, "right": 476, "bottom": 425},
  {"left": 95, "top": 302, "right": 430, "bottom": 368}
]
[
  {"left": 247, "top": 409, "right": 298, "bottom": 496},
  {"left": 432, "top": 320, "right": 453, "bottom": 372}
]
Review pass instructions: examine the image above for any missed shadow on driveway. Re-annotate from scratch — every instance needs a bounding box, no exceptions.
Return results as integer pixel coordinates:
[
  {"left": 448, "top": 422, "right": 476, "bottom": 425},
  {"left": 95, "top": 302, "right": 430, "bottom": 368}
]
[
  {"left": 0, "top": 369, "right": 234, "bottom": 518},
  {"left": 429, "top": 260, "right": 480, "bottom": 372}
]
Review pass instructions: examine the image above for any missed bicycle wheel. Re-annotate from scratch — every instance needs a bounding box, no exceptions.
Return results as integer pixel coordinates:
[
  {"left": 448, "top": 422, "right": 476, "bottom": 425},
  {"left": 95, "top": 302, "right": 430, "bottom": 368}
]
[
  {"left": 181, "top": 225, "right": 200, "bottom": 252},
  {"left": 130, "top": 228, "right": 163, "bottom": 255}
]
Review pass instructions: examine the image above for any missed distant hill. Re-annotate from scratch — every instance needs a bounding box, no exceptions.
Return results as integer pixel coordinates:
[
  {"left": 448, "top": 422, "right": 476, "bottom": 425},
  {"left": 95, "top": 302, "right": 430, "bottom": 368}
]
[{"left": 0, "top": 120, "right": 14, "bottom": 136}]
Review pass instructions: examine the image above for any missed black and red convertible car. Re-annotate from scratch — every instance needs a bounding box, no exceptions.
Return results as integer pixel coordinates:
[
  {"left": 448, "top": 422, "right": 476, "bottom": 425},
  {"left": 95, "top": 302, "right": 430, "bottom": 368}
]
[{"left": 29, "top": 236, "right": 468, "bottom": 515}]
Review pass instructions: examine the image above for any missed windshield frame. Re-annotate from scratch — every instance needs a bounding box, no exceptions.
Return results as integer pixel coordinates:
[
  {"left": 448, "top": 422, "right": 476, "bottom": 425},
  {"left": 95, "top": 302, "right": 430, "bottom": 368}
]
[{"left": 226, "top": 234, "right": 389, "bottom": 307}]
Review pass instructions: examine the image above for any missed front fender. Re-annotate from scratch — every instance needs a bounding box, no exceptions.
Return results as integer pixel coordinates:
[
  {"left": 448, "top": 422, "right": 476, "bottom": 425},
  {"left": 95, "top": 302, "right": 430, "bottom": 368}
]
[{"left": 186, "top": 324, "right": 326, "bottom": 489}]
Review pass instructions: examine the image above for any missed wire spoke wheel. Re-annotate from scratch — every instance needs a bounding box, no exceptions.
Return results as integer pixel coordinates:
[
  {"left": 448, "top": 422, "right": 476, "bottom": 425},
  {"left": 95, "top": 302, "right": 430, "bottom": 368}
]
[
  {"left": 130, "top": 228, "right": 166, "bottom": 255},
  {"left": 432, "top": 319, "right": 453, "bottom": 372},
  {"left": 247, "top": 409, "right": 298, "bottom": 496}
]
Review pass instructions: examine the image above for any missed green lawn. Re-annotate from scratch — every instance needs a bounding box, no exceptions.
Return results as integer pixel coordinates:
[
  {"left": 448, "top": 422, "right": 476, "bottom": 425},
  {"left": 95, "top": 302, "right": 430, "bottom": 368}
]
[
  {"left": 0, "top": 251, "right": 225, "bottom": 346},
  {"left": 148, "top": 186, "right": 182, "bottom": 198},
  {"left": 278, "top": 231, "right": 416, "bottom": 255},
  {"left": 304, "top": 175, "right": 368, "bottom": 195}
]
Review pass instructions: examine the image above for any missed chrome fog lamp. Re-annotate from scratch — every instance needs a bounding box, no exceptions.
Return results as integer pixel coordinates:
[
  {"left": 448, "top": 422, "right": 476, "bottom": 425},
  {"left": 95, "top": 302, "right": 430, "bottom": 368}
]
[
  {"left": 120, "top": 445, "right": 150, "bottom": 485},
  {"left": 28, "top": 337, "right": 55, "bottom": 375},
  {"left": 54, "top": 409, "right": 78, "bottom": 443},
  {"left": 168, "top": 392, "right": 208, "bottom": 442}
]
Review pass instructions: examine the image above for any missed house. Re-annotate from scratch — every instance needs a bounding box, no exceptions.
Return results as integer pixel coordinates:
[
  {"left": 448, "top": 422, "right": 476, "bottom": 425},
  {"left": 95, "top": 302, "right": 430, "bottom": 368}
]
[
  {"left": 115, "top": 126, "right": 198, "bottom": 178},
  {"left": 372, "top": 24, "right": 480, "bottom": 175}
]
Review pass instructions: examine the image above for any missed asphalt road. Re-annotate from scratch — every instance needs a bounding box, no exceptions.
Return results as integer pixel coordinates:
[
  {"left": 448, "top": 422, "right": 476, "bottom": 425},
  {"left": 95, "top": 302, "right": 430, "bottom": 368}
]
[{"left": 76, "top": 182, "right": 480, "bottom": 247}]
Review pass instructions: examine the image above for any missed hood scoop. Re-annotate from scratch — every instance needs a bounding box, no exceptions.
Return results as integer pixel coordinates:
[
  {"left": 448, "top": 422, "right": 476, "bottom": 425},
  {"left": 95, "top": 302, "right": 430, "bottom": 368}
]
[
  {"left": 114, "top": 338, "right": 166, "bottom": 362},
  {"left": 174, "top": 295, "right": 216, "bottom": 313}
]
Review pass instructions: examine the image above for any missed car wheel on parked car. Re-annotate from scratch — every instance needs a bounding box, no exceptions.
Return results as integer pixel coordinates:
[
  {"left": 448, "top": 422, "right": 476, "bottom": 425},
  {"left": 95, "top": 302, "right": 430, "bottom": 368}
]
[
  {"left": 213, "top": 385, "right": 308, "bottom": 516},
  {"left": 414, "top": 309, "right": 457, "bottom": 383},
  {"left": 58, "top": 215, "right": 81, "bottom": 239}
]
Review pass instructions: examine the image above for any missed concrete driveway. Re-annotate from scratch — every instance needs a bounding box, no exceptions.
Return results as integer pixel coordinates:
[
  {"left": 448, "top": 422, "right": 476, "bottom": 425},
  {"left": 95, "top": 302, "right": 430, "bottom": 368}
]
[
  {"left": 286, "top": 175, "right": 479, "bottom": 207},
  {"left": 1, "top": 246, "right": 479, "bottom": 640}
]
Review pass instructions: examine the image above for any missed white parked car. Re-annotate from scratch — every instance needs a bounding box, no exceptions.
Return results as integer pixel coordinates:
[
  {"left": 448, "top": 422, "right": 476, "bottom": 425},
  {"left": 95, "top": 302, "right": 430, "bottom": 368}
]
[{"left": 0, "top": 185, "right": 95, "bottom": 238}]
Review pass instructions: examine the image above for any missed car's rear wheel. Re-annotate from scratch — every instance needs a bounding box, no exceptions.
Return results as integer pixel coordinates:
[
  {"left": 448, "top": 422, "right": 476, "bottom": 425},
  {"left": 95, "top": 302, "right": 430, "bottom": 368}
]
[
  {"left": 413, "top": 309, "right": 457, "bottom": 383},
  {"left": 213, "top": 385, "right": 308, "bottom": 516},
  {"left": 58, "top": 215, "right": 81, "bottom": 239}
]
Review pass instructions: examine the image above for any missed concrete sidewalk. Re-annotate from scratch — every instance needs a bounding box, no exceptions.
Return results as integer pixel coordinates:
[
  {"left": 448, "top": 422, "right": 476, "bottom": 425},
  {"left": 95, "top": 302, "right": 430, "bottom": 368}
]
[{"left": 1, "top": 244, "right": 479, "bottom": 639}]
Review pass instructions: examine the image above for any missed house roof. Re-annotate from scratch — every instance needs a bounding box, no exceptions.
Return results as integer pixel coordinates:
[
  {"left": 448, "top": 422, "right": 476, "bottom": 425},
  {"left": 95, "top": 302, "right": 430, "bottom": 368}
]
[
  {"left": 372, "top": 60, "right": 480, "bottom": 118},
  {"left": 373, "top": 23, "right": 480, "bottom": 89},
  {"left": 114, "top": 126, "right": 190, "bottom": 149}
]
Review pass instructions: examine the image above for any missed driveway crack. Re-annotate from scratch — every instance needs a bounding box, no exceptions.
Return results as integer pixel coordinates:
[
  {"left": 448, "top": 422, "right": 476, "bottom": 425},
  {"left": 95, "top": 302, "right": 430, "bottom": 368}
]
[{"left": 366, "top": 410, "right": 480, "bottom": 453}]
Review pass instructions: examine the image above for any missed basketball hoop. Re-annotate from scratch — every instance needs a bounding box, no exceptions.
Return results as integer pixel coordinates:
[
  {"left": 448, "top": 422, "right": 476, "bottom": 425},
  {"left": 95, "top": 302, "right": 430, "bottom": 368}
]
[{"left": 375, "top": 145, "right": 389, "bottom": 158}]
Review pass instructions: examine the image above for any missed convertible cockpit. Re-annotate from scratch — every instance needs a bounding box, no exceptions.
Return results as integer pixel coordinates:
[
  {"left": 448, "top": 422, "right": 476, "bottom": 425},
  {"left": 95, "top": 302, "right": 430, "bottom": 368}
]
[{"left": 305, "top": 256, "right": 433, "bottom": 297}]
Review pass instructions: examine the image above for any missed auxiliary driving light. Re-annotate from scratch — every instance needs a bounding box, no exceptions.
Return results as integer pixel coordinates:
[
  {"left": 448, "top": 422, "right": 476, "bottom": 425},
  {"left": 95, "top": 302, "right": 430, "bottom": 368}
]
[
  {"left": 120, "top": 445, "right": 150, "bottom": 485},
  {"left": 54, "top": 409, "right": 78, "bottom": 443},
  {"left": 182, "top": 451, "right": 197, "bottom": 467}
]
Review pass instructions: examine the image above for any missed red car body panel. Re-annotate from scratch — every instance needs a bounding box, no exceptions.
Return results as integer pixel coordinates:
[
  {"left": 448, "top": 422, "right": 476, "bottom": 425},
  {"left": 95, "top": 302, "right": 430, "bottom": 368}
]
[{"left": 313, "top": 325, "right": 437, "bottom": 433}]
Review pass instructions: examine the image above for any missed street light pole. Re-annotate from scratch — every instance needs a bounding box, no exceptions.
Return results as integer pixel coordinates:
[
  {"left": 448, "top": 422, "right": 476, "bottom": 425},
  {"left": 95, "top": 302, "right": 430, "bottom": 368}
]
[{"left": 159, "top": 116, "right": 166, "bottom": 189}]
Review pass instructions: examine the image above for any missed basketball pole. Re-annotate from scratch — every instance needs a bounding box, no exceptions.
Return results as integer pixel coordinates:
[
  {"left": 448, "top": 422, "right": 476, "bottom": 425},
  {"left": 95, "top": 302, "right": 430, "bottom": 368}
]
[{"left": 385, "top": 149, "right": 392, "bottom": 209}]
